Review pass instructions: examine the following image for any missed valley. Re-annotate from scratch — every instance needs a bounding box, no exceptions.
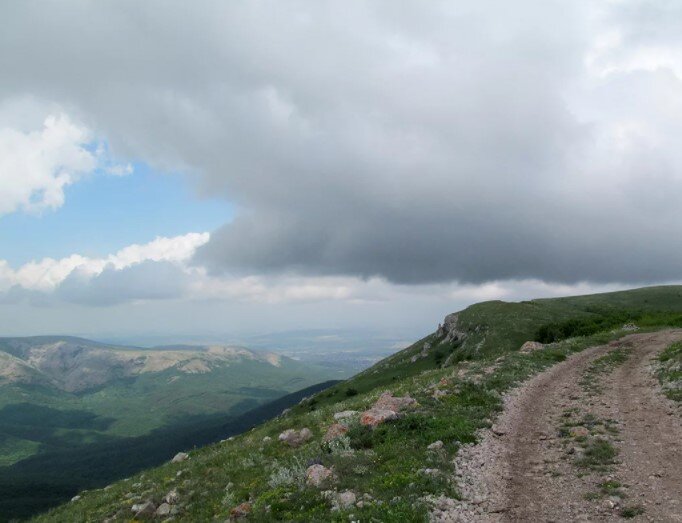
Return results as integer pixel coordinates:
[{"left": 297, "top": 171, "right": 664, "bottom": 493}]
[{"left": 0, "top": 337, "right": 343, "bottom": 519}]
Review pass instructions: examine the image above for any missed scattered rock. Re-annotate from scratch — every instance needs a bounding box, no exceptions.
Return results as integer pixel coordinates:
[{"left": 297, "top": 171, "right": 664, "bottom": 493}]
[
  {"left": 334, "top": 410, "right": 358, "bottom": 421},
  {"left": 323, "top": 423, "right": 348, "bottom": 442},
  {"left": 374, "top": 392, "right": 417, "bottom": 411},
  {"left": 156, "top": 503, "right": 172, "bottom": 516},
  {"left": 622, "top": 323, "right": 639, "bottom": 331},
  {"left": 278, "top": 428, "right": 313, "bottom": 447},
  {"left": 520, "top": 341, "right": 545, "bottom": 353},
  {"left": 262, "top": 436, "right": 272, "bottom": 443},
  {"left": 70, "top": 495, "right": 81, "bottom": 502},
  {"left": 427, "top": 440, "right": 444, "bottom": 451},
  {"left": 230, "top": 502, "right": 252, "bottom": 519},
  {"left": 360, "top": 408, "right": 398, "bottom": 427},
  {"left": 306, "top": 464, "right": 334, "bottom": 487},
  {"left": 131, "top": 501, "right": 156, "bottom": 516},
  {"left": 336, "top": 490, "right": 357, "bottom": 509},
  {"left": 171, "top": 452, "right": 189, "bottom": 463},
  {"left": 432, "top": 389, "right": 448, "bottom": 399},
  {"left": 164, "top": 488, "right": 179, "bottom": 505}
]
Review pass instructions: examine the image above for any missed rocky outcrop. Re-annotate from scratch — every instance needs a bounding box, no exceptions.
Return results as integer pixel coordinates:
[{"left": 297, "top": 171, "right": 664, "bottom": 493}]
[
  {"left": 360, "top": 392, "right": 417, "bottom": 427},
  {"left": 278, "top": 428, "right": 313, "bottom": 447},
  {"left": 436, "top": 313, "right": 468, "bottom": 344}
]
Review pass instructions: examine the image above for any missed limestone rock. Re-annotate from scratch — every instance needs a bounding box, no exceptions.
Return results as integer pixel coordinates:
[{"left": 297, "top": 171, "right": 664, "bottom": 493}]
[
  {"left": 164, "top": 488, "right": 179, "bottom": 505},
  {"left": 520, "top": 341, "right": 544, "bottom": 353},
  {"left": 323, "top": 423, "right": 348, "bottom": 442},
  {"left": 374, "top": 392, "right": 417, "bottom": 411},
  {"left": 131, "top": 501, "right": 156, "bottom": 516},
  {"left": 306, "top": 464, "right": 334, "bottom": 487},
  {"left": 360, "top": 408, "right": 398, "bottom": 427},
  {"left": 436, "top": 313, "right": 467, "bottom": 343},
  {"left": 156, "top": 503, "right": 172, "bottom": 516},
  {"left": 333, "top": 410, "right": 358, "bottom": 421},
  {"left": 336, "top": 490, "right": 357, "bottom": 509},
  {"left": 171, "top": 451, "right": 189, "bottom": 463},
  {"left": 427, "top": 440, "right": 444, "bottom": 451},
  {"left": 278, "top": 427, "right": 313, "bottom": 447}
]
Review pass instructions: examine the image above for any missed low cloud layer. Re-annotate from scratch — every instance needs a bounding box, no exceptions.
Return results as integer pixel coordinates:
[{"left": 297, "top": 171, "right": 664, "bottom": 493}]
[{"left": 2, "top": 1, "right": 682, "bottom": 287}]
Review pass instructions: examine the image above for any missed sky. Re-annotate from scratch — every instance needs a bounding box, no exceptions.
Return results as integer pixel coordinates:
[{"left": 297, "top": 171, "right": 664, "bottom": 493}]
[{"left": 1, "top": 0, "right": 681, "bottom": 342}]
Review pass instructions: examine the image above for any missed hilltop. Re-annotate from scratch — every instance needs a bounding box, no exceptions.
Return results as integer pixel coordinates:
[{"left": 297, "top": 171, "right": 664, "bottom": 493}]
[{"left": 29, "top": 286, "right": 682, "bottom": 522}]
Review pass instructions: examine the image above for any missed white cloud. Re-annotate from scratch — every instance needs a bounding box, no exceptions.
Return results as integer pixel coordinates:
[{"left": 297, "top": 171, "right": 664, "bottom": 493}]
[
  {"left": 0, "top": 232, "right": 209, "bottom": 293},
  {"left": 0, "top": 103, "right": 133, "bottom": 217}
]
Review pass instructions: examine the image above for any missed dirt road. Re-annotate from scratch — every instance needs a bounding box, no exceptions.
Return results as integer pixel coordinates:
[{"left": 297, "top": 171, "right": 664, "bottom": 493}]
[{"left": 434, "top": 330, "right": 682, "bottom": 522}]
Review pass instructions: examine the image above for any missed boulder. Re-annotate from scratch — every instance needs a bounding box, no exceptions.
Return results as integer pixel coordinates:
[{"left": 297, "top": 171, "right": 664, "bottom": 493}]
[
  {"left": 333, "top": 410, "right": 358, "bottom": 421},
  {"left": 306, "top": 464, "right": 334, "bottom": 487},
  {"left": 278, "top": 428, "right": 313, "bottom": 447},
  {"left": 520, "top": 341, "right": 544, "bottom": 353},
  {"left": 171, "top": 452, "right": 189, "bottom": 463},
  {"left": 360, "top": 408, "right": 398, "bottom": 427},
  {"left": 374, "top": 392, "right": 417, "bottom": 411},
  {"left": 427, "top": 440, "right": 444, "bottom": 451},
  {"left": 156, "top": 503, "right": 172, "bottom": 516},
  {"left": 336, "top": 491, "right": 357, "bottom": 509},
  {"left": 323, "top": 423, "right": 348, "bottom": 442},
  {"left": 230, "top": 502, "right": 252, "bottom": 519},
  {"left": 164, "top": 488, "right": 179, "bottom": 504},
  {"left": 131, "top": 501, "right": 156, "bottom": 516},
  {"left": 432, "top": 389, "right": 447, "bottom": 399}
]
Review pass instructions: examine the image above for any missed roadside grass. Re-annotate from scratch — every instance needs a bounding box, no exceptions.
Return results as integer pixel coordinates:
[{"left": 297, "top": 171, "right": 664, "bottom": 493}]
[
  {"left": 580, "top": 348, "right": 630, "bottom": 394},
  {"left": 576, "top": 438, "right": 618, "bottom": 471},
  {"left": 658, "top": 341, "right": 682, "bottom": 402},
  {"left": 620, "top": 504, "right": 645, "bottom": 518}
]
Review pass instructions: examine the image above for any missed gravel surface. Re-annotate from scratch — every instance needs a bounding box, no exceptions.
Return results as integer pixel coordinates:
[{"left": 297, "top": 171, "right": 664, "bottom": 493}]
[{"left": 432, "top": 330, "right": 682, "bottom": 523}]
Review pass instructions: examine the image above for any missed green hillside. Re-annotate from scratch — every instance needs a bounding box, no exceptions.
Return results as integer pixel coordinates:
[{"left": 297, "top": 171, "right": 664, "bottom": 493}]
[
  {"left": 0, "top": 338, "right": 341, "bottom": 465},
  {"left": 30, "top": 286, "right": 682, "bottom": 522}
]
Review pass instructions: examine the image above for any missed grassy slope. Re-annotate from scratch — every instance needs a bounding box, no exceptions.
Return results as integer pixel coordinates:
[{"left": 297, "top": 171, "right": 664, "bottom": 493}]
[
  {"left": 32, "top": 286, "right": 682, "bottom": 522},
  {"left": 0, "top": 354, "right": 341, "bottom": 468}
]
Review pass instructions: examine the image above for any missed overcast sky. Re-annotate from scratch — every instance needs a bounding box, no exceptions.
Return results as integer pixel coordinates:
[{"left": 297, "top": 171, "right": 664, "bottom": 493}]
[{"left": 1, "top": 1, "right": 681, "bottom": 341}]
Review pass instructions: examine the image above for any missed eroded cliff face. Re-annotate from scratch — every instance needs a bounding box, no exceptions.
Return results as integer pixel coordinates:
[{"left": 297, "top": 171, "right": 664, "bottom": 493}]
[{"left": 436, "top": 312, "right": 468, "bottom": 344}]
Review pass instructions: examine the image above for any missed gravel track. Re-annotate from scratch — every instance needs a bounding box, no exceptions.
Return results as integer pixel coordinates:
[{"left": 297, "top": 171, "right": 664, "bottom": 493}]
[{"left": 432, "top": 330, "right": 682, "bottom": 522}]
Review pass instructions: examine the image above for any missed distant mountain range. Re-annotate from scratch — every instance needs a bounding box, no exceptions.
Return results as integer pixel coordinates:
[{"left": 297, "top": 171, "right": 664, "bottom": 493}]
[
  {"left": 0, "top": 336, "right": 346, "bottom": 520},
  {"left": 0, "top": 336, "right": 342, "bottom": 464}
]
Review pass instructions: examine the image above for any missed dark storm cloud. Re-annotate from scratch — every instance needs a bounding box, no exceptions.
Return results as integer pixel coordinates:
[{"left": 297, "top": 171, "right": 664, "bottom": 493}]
[{"left": 3, "top": 1, "right": 682, "bottom": 284}]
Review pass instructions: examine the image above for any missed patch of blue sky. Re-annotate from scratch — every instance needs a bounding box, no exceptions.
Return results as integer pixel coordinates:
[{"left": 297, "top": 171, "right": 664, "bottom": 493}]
[{"left": 0, "top": 162, "right": 232, "bottom": 266}]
